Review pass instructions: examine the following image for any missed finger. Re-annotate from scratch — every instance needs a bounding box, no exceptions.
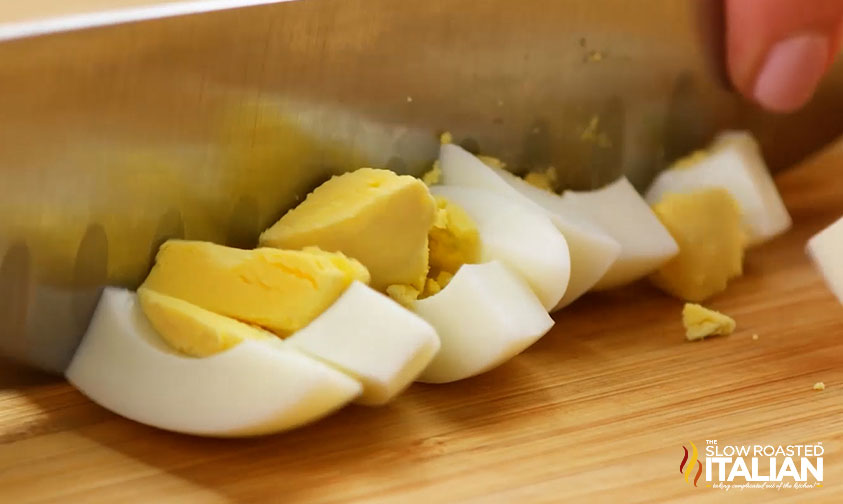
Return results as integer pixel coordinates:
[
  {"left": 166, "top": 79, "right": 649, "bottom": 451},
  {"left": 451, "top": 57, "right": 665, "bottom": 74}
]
[{"left": 726, "top": 0, "right": 843, "bottom": 112}]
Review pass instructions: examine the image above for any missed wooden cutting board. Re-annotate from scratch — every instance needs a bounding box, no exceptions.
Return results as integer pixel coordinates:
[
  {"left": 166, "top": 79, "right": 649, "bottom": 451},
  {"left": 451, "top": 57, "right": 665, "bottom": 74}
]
[{"left": 2, "top": 140, "right": 843, "bottom": 504}]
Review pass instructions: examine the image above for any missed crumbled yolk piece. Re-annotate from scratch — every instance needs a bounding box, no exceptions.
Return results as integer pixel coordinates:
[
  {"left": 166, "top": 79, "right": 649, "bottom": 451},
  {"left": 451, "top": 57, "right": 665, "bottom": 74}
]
[
  {"left": 682, "top": 303, "right": 736, "bottom": 341},
  {"left": 813, "top": 382, "right": 826, "bottom": 391},
  {"left": 524, "top": 172, "right": 552, "bottom": 191},
  {"left": 422, "top": 161, "right": 442, "bottom": 186},
  {"left": 650, "top": 188, "right": 746, "bottom": 302},
  {"left": 523, "top": 167, "right": 559, "bottom": 192},
  {"left": 440, "top": 131, "right": 453, "bottom": 144},
  {"left": 385, "top": 284, "right": 421, "bottom": 308},
  {"left": 259, "top": 168, "right": 436, "bottom": 291},
  {"left": 422, "top": 278, "right": 442, "bottom": 298},
  {"left": 422, "top": 271, "right": 455, "bottom": 298},
  {"left": 139, "top": 288, "right": 275, "bottom": 357},
  {"left": 387, "top": 197, "right": 480, "bottom": 307},
  {"left": 580, "top": 116, "right": 612, "bottom": 147},
  {"left": 428, "top": 196, "right": 481, "bottom": 274},
  {"left": 141, "top": 240, "right": 369, "bottom": 336},
  {"left": 477, "top": 155, "right": 506, "bottom": 170}
]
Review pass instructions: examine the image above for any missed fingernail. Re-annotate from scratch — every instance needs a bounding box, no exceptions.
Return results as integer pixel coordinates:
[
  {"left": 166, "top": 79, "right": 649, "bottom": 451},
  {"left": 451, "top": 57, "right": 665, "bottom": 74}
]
[{"left": 753, "top": 33, "right": 829, "bottom": 113}]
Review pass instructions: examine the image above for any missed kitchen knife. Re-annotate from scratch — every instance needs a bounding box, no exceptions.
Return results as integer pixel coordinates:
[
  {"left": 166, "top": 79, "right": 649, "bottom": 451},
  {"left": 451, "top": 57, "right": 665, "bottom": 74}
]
[{"left": 1, "top": 0, "right": 841, "bottom": 377}]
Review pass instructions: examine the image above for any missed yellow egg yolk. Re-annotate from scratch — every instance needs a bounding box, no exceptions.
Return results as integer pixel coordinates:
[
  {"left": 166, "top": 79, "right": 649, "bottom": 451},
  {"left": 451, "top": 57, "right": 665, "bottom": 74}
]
[
  {"left": 422, "top": 161, "right": 442, "bottom": 186},
  {"left": 387, "top": 197, "right": 480, "bottom": 307},
  {"left": 259, "top": 168, "right": 436, "bottom": 291},
  {"left": 141, "top": 240, "right": 369, "bottom": 336},
  {"left": 139, "top": 288, "right": 275, "bottom": 357},
  {"left": 650, "top": 188, "right": 746, "bottom": 302}
]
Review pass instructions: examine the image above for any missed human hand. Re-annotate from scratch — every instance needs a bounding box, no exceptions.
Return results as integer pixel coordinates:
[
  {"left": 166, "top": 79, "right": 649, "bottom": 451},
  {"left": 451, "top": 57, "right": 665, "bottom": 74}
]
[{"left": 726, "top": 0, "right": 843, "bottom": 112}]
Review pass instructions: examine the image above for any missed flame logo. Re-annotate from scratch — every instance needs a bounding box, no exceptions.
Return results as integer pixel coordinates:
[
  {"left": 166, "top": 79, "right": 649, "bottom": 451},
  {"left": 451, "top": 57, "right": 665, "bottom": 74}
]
[{"left": 679, "top": 441, "right": 703, "bottom": 487}]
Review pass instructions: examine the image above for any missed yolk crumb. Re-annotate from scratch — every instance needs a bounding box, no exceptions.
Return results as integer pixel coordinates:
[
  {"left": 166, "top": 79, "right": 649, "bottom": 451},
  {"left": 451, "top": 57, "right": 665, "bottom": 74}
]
[
  {"left": 477, "top": 155, "right": 506, "bottom": 170},
  {"left": 523, "top": 167, "right": 558, "bottom": 192},
  {"left": 422, "top": 161, "right": 442, "bottom": 186},
  {"left": 682, "top": 303, "right": 736, "bottom": 341},
  {"left": 387, "top": 197, "right": 480, "bottom": 307}
]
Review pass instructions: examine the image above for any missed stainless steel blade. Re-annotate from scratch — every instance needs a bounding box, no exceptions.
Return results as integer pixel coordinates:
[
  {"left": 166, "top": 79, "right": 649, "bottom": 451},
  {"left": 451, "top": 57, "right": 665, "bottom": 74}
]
[{"left": 1, "top": 0, "right": 842, "bottom": 376}]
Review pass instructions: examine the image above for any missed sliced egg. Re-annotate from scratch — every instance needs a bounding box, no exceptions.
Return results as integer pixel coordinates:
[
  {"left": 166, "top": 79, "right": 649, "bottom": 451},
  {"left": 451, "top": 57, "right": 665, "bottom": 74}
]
[
  {"left": 139, "top": 280, "right": 439, "bottom": 406},
  {"left": 807, "top": 215, "right": 843, "bottom": 306},
  {"left": 137, "top": 287, "right": 274, "bottom": 357},
  {"left": 438, "top": 143, "right": 620, "bottom": 308},
  {"left": 429, "top": 185, "right": 570, "bottom": 311},
  {"left": 140, "top": 241, "right": 369, "bottom": 336},
  {"left": 485, "top": 169, "right": 622, "bottom": 308},
  {"left": 645, "top": 131, "right": 791, "bottom": 246},
  {"left": 562, "top": 177, "right": 679, "bottom": 290},
  {"left": 415, "top": 261, "right": 553, "bottom": 383},
  {"left": 286, "top": 281, "right": 440, "bottom": 405},
  {"left": 66, "top": 288, "right": 361, "bottom": 437}
]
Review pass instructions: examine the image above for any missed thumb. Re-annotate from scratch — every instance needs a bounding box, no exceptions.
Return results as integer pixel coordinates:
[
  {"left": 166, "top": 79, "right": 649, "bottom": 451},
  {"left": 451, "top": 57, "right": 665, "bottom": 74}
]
[{"left": 726, "top": 0, "right": 843, "bottom": 113}]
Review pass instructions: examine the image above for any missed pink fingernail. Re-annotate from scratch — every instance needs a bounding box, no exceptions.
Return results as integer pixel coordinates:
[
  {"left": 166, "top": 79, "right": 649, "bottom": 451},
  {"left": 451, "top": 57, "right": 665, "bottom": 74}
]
[{"left": 753, "top": 33, "right": 830, "bottom": 113}]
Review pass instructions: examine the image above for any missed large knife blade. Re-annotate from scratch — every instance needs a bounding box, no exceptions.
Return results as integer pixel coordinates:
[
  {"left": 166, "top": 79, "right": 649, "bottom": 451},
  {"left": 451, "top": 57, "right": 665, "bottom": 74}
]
[{"left": 1, "top": 0, "right": 841, "bottom": 377}]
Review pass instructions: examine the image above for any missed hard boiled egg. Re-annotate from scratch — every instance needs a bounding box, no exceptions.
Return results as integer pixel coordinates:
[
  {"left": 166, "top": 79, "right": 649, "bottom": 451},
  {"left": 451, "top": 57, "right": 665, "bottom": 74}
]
[
  {"left": 286, "top": 281, "right": 440, "bottom": 405},
  {"left": 430, "top": 185, "right": 570, "bottom": 311},
  {"left": 141, "top": 241, "right": 369, "bottom": 336},
  {"left": 69, "top": 279, "right": 441, "bottom": 435},
  {"left": 141, "top": 279, "right": 440, "bottom": 406},
  {"left": 66, "top": 288, "right": 361, "bottom": 437},
  {"left": 562, "top": 177, "right": 679, "bottom": 290},
  {"left": 438, "top": 143, "right": 620, "bottom": 308},
  {"left": 484, "top": 169, "right": 622, "bottom": 308},
  {"left": 415, "top": 261, "right": 553, "bottom": 383},
  {"left": 645, "top": 131, "right": 791, "bottom": 246}
]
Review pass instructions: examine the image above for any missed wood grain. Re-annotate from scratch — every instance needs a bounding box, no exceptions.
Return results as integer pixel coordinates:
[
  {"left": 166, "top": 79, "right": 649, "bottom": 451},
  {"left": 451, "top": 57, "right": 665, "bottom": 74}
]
[{"left": 2, "top": 139, "right": 843, "bottom": 503}]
